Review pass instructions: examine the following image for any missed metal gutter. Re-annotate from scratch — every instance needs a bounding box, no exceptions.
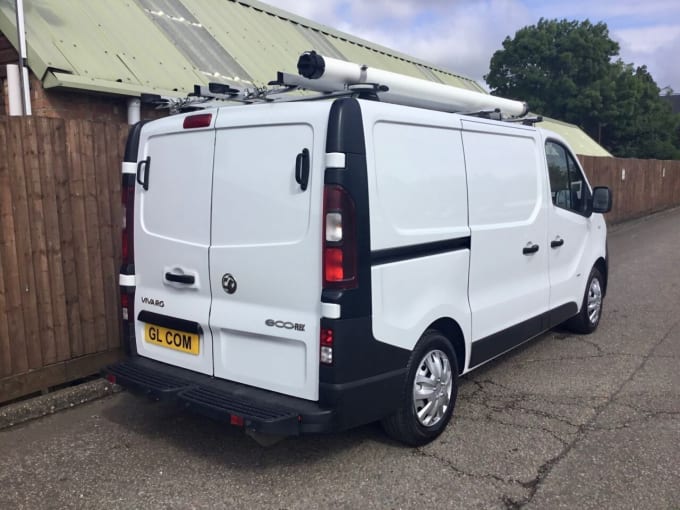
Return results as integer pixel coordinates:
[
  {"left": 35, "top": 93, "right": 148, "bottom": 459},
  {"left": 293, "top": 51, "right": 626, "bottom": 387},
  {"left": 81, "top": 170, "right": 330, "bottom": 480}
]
[{"left": 43, "top": 71, "right": 186, "bottom": 98}]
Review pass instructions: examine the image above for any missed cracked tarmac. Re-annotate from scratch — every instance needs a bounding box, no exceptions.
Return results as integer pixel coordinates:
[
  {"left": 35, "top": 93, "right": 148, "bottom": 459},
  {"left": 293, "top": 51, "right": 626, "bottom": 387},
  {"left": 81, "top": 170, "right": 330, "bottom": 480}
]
[{"left": 1, "top": 208, "right": 679, "bottom": 509}]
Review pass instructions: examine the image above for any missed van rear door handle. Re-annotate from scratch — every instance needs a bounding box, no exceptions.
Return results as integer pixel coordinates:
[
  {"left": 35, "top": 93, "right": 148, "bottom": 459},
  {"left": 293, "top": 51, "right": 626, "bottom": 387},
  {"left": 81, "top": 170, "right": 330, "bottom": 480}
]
[
  {"left": 551, "top": 238, "right": 565, "bottom": 248},
  {"left": 295, "top": 148, "right": 310, "bottom": 191},
  {"left": 136, "top": 156, "right": 151, "bottom": 191},
  {"left": 523, "top": 243, "right": 539, "bottom": 255},
  {"left": 165, "top": 272, "right": 195, "bottom": 285}
]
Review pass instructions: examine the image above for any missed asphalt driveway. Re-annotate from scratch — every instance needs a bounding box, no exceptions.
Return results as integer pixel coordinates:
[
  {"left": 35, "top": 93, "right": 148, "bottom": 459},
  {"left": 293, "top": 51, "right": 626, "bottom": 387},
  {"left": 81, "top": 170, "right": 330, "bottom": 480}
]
[{"left": 1, "top": 208, "right": 678, "bottom": 509}]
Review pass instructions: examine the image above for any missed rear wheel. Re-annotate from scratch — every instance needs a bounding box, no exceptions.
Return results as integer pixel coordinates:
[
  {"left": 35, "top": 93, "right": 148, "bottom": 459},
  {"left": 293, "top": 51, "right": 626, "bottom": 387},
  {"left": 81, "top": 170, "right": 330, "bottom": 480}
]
[
  {"left": 566, "top": 267, "right": 604, "bottom": 334},
  {"left": 382, "top": 330, "right": 459, "bottom": 446}
]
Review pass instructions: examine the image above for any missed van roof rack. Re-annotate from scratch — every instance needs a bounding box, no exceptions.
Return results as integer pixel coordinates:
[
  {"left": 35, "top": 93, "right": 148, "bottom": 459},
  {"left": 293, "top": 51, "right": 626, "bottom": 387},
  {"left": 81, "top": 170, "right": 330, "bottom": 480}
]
[
  {"left": 153, "top": 51, "right": 535, "bottom": 121},
  {"left": 505, "top": 116, "right": 544, "bottom": 126}
]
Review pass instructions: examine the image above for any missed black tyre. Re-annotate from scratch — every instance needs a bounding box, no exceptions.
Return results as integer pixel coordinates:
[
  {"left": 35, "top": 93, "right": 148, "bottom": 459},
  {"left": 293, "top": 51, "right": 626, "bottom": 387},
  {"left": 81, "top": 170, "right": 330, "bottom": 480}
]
[
  {"left": 566, "top": 267, "right": 604, "bottom": 334},
  {"left": 381, "top": 330, "right": 459, "bottom": 446}
]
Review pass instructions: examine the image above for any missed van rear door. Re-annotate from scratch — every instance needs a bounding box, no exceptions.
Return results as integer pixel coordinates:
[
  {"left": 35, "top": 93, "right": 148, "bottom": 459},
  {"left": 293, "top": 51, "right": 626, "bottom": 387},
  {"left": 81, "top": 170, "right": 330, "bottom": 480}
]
[
  {"left": 133, "top": 115, "right": 215, "bottom": 375},
  {"left": 209, "top": 103, "right": 327, "bottom": 401}
]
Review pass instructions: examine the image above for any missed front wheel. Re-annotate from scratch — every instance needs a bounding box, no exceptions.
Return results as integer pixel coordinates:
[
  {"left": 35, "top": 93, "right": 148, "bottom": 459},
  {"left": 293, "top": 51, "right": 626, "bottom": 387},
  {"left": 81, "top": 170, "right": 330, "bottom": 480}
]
[
  {"left": 566, "top": 267, "right": 604, "bottom": 334},
  {"left": 381, "top": 330, "right": 459, "bottom": 446}
]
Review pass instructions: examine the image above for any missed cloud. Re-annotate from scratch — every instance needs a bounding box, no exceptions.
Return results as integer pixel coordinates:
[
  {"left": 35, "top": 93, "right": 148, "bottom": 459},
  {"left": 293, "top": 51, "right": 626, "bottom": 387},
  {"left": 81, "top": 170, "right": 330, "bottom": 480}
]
[
  {"left": 260, "top": 0, "right": 680, "bottom": 89},
  {"left": 614, "top": 25, "right": 680, "bottom": 53},
  {"left": 263, "top": 0, "right": 532, "bottom": 84},
  {"left": 614, "top": 26, "right": 680, "bottom": 90},
  {"left": 523, "top": 0, "right": 680, "bottom": 26},
  {"left": 357, "top": 1, "right": 533, "bottom": 82},
  {"left": 258, "top": 0, "right": 337, "bottom": 21}
]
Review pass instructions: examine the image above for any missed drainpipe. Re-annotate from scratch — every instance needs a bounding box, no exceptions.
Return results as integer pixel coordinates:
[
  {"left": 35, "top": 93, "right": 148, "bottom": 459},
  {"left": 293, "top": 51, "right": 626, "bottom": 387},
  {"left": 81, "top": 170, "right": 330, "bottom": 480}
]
[
  {"left": 127, "top": 97, "right": 141, "bottom": 125},
  {"left": 6, "top": 64, "right": 22, "bottom": 115},
  {"left": 14, "top": 0, "right": 32, "bottom": 115}
]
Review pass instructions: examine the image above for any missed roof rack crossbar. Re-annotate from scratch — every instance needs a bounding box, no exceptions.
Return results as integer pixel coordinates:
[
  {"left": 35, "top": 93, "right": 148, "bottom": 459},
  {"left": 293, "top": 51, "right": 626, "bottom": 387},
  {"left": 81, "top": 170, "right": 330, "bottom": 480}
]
[{"left": 504, "top": 116, "right": 544, "bottom": 126}]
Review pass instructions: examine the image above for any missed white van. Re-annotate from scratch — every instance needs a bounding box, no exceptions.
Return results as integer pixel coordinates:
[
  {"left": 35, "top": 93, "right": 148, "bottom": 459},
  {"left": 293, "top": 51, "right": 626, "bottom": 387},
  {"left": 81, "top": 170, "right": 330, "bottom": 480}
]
[{"left": 106, "top": 62, "right": 611, "bottom": 446}]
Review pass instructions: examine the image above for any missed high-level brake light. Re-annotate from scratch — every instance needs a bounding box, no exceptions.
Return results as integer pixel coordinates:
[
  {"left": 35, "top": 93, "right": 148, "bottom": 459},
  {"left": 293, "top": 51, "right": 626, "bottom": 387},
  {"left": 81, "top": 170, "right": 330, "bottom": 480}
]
[{"left": 183, "top": 113, "right": 212, "bottom": 129}]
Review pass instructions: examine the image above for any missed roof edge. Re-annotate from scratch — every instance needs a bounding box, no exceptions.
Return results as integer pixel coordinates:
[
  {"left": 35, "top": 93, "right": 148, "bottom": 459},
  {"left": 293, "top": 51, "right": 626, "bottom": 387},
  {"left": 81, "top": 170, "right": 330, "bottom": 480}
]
[
  {"left": 0, "top": 22, "right": 50, "bottom": 80},
  {"left": 539, "top": 116, "right": 613, "bottom": 157},
  {"left": 43, "top": 71, "right": 182, "bottom": 98}
]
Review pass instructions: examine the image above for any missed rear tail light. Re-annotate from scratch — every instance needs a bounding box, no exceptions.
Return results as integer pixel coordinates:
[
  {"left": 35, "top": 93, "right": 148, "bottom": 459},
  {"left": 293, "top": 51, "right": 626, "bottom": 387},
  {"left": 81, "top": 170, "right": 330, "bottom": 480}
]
[
  {"left": 322, "top": 185, "right": 357, "bottom": 289},
  {"left": 320, "top": 327, "right": 334, "bottom": 365},
  {"left": 120, "top": 286, "right": 136, "bottom": 354},
  {"left": 121, "top": 172, "right": 136, "bottom": 353},
  {"left": 121, "top": 293, "right": 130, "bottom": 321},
  {"left": 121, "top": 176, "right": 135, "bottom": 266}
]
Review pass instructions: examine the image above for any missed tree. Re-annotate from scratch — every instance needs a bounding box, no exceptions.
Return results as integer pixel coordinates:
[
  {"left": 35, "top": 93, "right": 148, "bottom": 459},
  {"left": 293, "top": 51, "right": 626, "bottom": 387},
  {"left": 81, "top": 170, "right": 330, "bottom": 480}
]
[
  {"left": 603, "top": 64, "right": 680, "bottom": 159},
  {"left": 485, "top": 19, "right": 680, "bottom": 159}
]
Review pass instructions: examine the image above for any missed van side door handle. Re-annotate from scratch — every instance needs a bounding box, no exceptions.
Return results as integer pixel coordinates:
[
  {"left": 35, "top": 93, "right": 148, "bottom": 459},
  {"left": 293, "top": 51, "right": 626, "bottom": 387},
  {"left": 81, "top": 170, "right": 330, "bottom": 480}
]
[
  {"left": 165, "top": 272, "right": 195, "bottom": 285},
  {"left": 551, "top": 238, "right": 564, "bottom": 248},
  {"left": 523, "top": 243, "right": 539, "bottom": 255}
]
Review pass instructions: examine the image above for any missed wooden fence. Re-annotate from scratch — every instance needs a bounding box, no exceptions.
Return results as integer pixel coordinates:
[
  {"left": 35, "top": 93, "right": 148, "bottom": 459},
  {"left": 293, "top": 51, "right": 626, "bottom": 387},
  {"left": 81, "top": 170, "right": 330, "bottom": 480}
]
[
  {"left": 0, "top": 117, "right": 127, "bottom": 402},
  {"left": 0, "top": 116, "right": 679, "bottom": 404},
  {"left": 580, "top": 156, "right": 680, "bottom": 224}
]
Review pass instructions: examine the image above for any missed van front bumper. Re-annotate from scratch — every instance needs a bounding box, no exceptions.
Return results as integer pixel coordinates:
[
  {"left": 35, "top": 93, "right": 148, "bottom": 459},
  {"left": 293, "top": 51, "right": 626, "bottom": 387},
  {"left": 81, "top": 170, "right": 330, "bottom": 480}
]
[{"left": 103, "top": 356, "right": 335, "bottom": 436}]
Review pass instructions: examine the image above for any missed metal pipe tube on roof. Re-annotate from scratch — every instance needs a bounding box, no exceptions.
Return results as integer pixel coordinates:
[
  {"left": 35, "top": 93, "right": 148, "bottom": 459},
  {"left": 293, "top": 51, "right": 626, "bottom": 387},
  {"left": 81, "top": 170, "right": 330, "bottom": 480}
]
[{"left": 297, "top": 51, "right": 529, "bottom": 118}]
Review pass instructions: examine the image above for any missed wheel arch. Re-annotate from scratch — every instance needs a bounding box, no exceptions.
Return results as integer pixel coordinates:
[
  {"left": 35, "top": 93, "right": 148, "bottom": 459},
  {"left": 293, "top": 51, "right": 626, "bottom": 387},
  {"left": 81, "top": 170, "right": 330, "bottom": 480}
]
[
  {"left": 427, "top": 317, "right": 466, "bottom": 375},
  {"left": 594, "top": 256, "right": 608, "bottom": 296}
]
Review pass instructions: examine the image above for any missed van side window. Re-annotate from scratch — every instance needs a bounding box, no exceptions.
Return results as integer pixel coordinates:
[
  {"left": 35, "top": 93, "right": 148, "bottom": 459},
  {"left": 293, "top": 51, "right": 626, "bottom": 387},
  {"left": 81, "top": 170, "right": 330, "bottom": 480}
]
[{"left": 545, "top": 141, "right": 588, "bottom": 214}]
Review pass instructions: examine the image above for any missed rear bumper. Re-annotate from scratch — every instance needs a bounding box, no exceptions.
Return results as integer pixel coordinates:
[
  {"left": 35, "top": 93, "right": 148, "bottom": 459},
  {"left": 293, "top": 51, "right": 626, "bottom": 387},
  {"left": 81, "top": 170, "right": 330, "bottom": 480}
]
[{"left": 104, "top": 356, "right": 335, "bottom": 436}]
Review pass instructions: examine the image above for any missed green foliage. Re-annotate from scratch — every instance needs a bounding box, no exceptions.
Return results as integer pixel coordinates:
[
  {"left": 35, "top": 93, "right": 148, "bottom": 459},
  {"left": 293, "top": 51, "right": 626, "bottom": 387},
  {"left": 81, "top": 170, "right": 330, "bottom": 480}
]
[{"left": 485, "top": 18, "right": 680, "bottom": 160}]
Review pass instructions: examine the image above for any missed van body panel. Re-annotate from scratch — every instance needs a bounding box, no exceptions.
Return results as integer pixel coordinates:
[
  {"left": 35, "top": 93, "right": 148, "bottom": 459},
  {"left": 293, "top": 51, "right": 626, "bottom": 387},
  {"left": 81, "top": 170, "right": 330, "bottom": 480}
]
[
  {"left": 109, "top": 94, "right": 610, "bottom": 439},
  {"left": 359, "top": 101, "right": 471, "bottom": 354},
  {"left": 133, "top": 120, "right": 215, "bottom": 375},
  {"left": 371, "top": 251, "right": 471, "bottom": 353},
  {"left": 361, "top": 102, "right": 470, "bottom": 250},
  {"left": 462, "top": 120, "right": 550, "bottom": 347},
  {"left": 209, "top": 103, "right": 330, "bottom": 401}
]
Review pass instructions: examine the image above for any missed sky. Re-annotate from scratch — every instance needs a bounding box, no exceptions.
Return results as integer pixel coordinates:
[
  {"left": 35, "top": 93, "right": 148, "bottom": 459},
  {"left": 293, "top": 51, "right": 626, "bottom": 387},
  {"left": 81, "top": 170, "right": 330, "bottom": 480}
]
[{"left": 261, "top": 0, "right": 680, "bottom": 92}]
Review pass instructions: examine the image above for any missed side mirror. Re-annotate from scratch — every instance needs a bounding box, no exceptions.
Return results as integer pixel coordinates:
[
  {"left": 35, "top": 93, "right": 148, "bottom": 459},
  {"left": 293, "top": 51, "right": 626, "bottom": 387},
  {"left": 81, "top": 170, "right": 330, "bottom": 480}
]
[{"left": 591, "top": 186, "right": 612, "bottom": 214}]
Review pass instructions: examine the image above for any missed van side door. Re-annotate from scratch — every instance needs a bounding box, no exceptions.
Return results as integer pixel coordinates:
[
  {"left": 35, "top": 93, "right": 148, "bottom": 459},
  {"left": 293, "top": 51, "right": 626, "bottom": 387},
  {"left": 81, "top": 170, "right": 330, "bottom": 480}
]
[{"left": 462, "top": 120, "right": 550, "bottom": 369}]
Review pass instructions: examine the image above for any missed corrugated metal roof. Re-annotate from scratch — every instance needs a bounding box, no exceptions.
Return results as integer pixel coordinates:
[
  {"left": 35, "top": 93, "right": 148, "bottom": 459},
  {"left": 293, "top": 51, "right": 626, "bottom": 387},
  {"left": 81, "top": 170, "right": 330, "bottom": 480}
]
[
  {"left": 0, "top": 0, "right": 610, "bottom": 156},
  {"left": 0, "top": 0, "right": 482, "bottom": 94},
  {"left": 541, "top": 118, "right": 612, "bottom": 158}
]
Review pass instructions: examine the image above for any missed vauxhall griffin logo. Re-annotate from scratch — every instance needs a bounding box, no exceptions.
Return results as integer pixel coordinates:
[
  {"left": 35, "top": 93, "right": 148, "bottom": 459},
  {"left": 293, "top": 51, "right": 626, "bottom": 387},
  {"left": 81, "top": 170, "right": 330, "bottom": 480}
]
[{"left": 222, "top": 273, "right": 237, "bottom": 294}]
